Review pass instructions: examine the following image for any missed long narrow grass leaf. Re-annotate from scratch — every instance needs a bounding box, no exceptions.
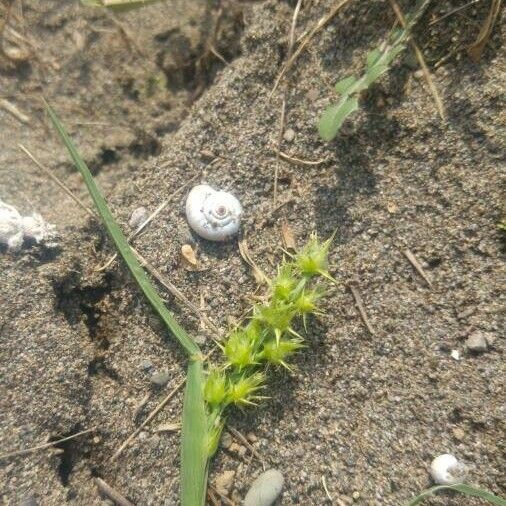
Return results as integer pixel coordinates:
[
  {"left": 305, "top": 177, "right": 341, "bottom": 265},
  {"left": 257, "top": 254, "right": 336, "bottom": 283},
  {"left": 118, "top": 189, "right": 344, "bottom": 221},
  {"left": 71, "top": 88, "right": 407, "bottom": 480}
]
[
  {"left": 181, "top": 359, "right": 209, "bottom": 506},
  {"left": 406, "top": 483, "right": 506, "bottom": 506},
  {"left": 46, "top": 102, "right": 200, "bottom": 357}
]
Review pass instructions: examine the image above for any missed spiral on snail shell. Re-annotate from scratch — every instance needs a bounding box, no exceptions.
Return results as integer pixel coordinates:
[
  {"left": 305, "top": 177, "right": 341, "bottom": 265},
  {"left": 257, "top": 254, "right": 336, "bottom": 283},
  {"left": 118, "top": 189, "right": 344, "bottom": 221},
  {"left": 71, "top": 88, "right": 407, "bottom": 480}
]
[{"left": 185, "top": 184, "right": 242, "bottom": 241}]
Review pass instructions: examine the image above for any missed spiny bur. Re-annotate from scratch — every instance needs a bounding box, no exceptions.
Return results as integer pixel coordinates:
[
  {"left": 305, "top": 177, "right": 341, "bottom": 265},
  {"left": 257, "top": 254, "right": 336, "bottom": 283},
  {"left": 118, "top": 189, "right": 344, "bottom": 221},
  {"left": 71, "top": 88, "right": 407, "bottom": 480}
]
[{"left": 203, "top": 234, "right": 334, "bottom": 456}]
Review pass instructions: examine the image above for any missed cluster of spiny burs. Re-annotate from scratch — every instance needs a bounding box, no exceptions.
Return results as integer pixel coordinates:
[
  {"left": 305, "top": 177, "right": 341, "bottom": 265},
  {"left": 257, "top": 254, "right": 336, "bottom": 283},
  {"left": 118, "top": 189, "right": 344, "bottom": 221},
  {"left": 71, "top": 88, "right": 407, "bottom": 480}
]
[{"left": 203, "top": 233, "right": 334, "bottom": 455}]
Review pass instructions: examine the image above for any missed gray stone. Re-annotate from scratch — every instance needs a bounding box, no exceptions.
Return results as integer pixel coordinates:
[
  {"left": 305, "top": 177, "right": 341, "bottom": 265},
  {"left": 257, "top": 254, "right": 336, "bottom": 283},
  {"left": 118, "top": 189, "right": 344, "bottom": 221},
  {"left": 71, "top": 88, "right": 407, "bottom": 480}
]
[
  {"left": 244, "top": 469, "right": 284, "bottom": 506},
  {"left": 150, "top": 370, "right": 170, "bottom": 387},
  {"left": 465, "top": 332, "right": 488, "bottom": 353}
]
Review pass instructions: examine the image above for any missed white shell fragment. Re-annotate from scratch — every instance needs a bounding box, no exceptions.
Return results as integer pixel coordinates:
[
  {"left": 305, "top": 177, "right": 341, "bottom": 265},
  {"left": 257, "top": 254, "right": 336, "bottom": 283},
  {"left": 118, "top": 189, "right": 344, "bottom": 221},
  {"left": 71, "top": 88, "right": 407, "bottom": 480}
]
[
  {"left": 244, "top": 469, "right": 284, "bottom": 506},
  {"left": 185, "top": 184, "right": 242, "bottom": 241},
  {"left": 430, "top": 454, "right": 468, "bottom": 485},
  {"left": 0, "top": 200, "right": 56, "bottom": 252}
]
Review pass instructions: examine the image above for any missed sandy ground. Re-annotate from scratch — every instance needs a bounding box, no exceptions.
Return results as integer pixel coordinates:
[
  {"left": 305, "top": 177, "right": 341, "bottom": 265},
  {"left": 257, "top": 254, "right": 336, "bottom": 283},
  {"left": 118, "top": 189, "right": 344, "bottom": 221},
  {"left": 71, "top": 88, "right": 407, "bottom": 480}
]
[{"left": 0, "top": 1, "right": 504, "bottom": 505}]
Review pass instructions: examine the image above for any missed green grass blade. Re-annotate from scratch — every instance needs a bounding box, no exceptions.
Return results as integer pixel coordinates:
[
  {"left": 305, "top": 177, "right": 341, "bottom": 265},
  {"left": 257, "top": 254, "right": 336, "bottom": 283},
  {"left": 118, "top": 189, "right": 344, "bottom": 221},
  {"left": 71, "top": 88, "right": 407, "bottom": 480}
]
[
  {"left": 46, "top": 102, "right": 200, "bottom": 358},
  {"left": 181, "top": 359, "right": 209, "bottom": 506},
  {"left": 407, "top": 484, "right": 506, "bottom": 506}
]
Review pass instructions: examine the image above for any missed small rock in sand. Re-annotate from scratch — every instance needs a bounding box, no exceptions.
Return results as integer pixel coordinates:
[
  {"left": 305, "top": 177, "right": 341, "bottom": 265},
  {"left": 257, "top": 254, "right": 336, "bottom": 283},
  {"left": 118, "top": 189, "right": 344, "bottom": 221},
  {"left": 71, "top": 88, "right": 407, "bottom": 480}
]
[
  {"left": 244, "top": 469, "right": 284, "bottom": 506},
  {"left": 129, "top": 206, "right": 149, "bottom": 229},
  {"left": 150, "top": 370, "right": 170, "bottom": 387},
  {"left": 215, "top": 469, "right": 235, "bottom": 496},
  {"left": 283, "top": 128, "right": 295, "bottom": 142},
  {"left": 465, "top": 332, "right": 488, "bottom": 353}
]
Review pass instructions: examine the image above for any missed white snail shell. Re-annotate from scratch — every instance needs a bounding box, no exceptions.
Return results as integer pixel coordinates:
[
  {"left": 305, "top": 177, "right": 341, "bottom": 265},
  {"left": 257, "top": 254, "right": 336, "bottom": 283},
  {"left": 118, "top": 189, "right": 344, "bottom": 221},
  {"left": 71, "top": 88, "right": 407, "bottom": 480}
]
[
  {"left": 0, "top": 200, "right": 24, "bottom": 251},
  {"left": 0, "top": 200, "right": 56, "bottom": 252},
  {"left": 185, "top": 184, "right": 242, "bottom": 241},
  {"left": 430, "top": 454, "right": 468, "bottom": 485}
]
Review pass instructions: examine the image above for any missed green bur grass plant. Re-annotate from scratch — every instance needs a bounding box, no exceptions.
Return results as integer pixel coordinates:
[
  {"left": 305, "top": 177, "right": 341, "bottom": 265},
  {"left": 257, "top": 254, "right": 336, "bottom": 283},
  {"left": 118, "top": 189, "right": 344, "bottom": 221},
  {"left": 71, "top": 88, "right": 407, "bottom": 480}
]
[
  {"left": 318, "top": 0, "right": 431, "bottom": 141},
  {"left": 202, "top": 234, "right": 335, "bottom": 456}
]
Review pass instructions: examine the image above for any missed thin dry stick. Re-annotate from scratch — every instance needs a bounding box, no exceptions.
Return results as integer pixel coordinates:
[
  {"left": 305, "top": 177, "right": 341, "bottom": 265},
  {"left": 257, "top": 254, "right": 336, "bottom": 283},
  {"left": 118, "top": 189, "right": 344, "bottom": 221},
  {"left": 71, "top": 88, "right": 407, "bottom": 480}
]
[
  {"left": 403, "top": 248, "right": 433, "bottom": 288},
  {"left": 273, "top": 96, "right": 286, "bottom": 204},
  {"left": 278, "top": 150, "right": 328, "bottom": 166},
  {"left": 111, "top": 377, "right": 186, "bottom": 460},
  {"left": 19, "top": 144, "right": 95, "bottom": 216},
  {"left": 428, "top": 0, "right": 482, "bottom": 25},
  {"left": 348, "top": 281, "right": 376, "bottom": 336},
  {"left": 0, "top": 427, "right": 95, "bottom": 461},
  {"left": 388, "top": 0, "right": 446, "bottom": 121},
  {"left": 227, "top": 426, "right": 264, "bottom": 464},
  {"left": 321, "top": 475, "right": 333, "bottom": 501},
  {"left": 0, "top": 98, "right": 30, "bottom": 124},
  {"left": 96, "top": 174, "right": 199, "bottom": 271},
  {"left": 270, "top": 0, "right": 352, "bottom": 97},
  {"left": 95, "top": 477, "right": 135, "bottom": 506},
  {"left": 273, "top": 0, "right": 302, "bottom": 203},
  {"left": 133, "top": 246, "right": 222, "bottom": 336}
]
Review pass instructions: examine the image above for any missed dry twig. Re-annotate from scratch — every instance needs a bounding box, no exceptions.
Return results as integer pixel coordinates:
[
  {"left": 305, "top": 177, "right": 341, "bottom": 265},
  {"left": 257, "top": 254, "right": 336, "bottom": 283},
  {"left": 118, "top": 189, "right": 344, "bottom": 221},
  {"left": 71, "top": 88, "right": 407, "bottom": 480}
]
[
  {"left": 270, "top": 0, "right": 352, "bottom": 97},
  {"left": 388, "top": 0, "right": 446, "bottom": 121},
  {"left": 1, "top": 98, "right": 30, "bottom": 124},
  {"left": 278, "top": 150, "right": 328, "bottom": 166},
  {"left": 95, "top": 477, "right": 135, "bottom": 506},
  {"left": 322, "top": 475, "right": 333, "bottom": 501},
  {"left": 238, "top": 237, "right": 269, "bottom": 285},
  {"left": 467, "top": 0, "right": 501, "bottom": 62},
  {"left": 0, "top": 427, "right": 95, "bottom": 461},
  {"left": 273, "top": 0, "right": 302, "bottom": 203},
  {"left": 348, "top": 280, "right": 376, "bottom": 335},
  {"left": 403, "top": 248, "right": 433, "bottom": 288},
  {"left": 19, "top": 143, "right": 95, "bottom": 215},
  {"left": 227, "top": 426, "right": 264, "bottom": 465}
]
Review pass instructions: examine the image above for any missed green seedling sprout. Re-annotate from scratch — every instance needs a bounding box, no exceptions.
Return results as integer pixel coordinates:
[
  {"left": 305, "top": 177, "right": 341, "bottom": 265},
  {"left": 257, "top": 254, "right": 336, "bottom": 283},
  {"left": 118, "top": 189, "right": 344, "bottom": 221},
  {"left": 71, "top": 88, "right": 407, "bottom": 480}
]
[{"left": 318, "top": 0, "right": 431, "bottom": 141}]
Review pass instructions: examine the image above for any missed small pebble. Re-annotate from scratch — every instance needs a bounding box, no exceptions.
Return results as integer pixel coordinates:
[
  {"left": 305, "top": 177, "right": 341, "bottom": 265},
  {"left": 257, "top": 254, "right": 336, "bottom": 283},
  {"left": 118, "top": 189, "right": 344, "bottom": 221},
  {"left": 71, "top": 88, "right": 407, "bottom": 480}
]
[
  {"left": 230, "top": 442, "right": 246, "bottom": 457},
  {"left": 246, "top": 432, "right": 258, "bottom": 443},
  {"left": 450, "top": 349, "right": 460, "bottom": 361},
  {"left": 215, "top": 469, "right": 235, "bottom": 496},
  {"left": 465, "top": 332, "right": 488, "bottom": 353},
  {"left": 129, "top": 206, "right": 148, "bottom": 229},
  {"left": 140, "top": 360, "right": 154, "bottom": 372},
  {"left": 181, "top": 243, "right": 197, "bottom": 267},
  {"left": 283, "top": 128, "right": 295, "bottom": 142},
  {"left": 244, "top": 469, "right": 284, "bottom": 506},
  {"left": 452, "top": 427, "right": 465, "bottom": 441},
  {"left": 221, "top": 432, "right": 233, "bottom": 449},
  {"left": 150, "top": 371, "right": 170, "bottom": 387}
]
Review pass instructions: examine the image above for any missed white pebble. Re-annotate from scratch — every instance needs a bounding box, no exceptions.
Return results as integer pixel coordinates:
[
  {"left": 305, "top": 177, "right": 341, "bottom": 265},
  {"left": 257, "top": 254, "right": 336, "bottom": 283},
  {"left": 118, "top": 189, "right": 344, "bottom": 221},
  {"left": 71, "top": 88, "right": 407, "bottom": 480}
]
[
  {"left": 129, "top": 206, "right": 149, "bottom": 229},
  {"left": 244, "top": 469, "right": 284, "bottom": 506},
  {"left": 430, "top": 454, "right": 468, "bottom": 485}
]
